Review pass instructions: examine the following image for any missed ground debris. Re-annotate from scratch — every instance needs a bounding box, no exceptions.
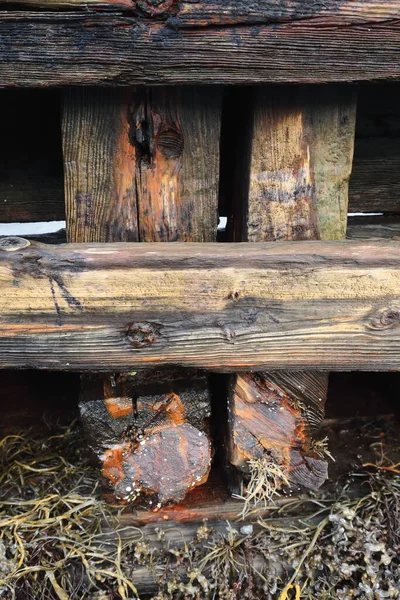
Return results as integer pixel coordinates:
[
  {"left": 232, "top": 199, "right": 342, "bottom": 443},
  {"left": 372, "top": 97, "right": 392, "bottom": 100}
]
[{"left": 0, "top": 418, "right": 399, "bottom": 599}]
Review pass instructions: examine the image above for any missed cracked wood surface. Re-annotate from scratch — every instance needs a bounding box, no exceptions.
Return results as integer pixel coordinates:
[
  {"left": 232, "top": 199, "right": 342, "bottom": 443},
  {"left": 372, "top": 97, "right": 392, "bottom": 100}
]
[
  {"left": 0, "top": 239, "right": 399, "bottom": 371},
  {"left": 1, "top": 0, "right": 398, "bottom": 23},
  {"left": 0, "top": 12, "right": 400, "bottom": 87},
  {"left": 227, "top": 85, "right": 355, "bottom": 491}
]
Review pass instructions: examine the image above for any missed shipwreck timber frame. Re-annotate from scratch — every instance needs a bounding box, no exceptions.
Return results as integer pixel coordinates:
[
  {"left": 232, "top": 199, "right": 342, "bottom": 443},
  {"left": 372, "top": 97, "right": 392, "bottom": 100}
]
[{"left": 0, "top": 238, "right": 399, "bottom": 372}]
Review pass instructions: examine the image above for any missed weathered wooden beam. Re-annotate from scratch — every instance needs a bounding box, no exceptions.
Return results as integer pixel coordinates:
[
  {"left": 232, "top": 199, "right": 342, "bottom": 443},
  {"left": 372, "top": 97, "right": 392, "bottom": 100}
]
[
  {"left": 1, "top": 0, "right": 133, "bottom": 7},
  {"left": 0, "top": 13, "right": 400, "bottom": 87},
  {"left": 0, "top": 238, "right": 399, "bottom": 371},
  {"left": 227, "top": 86, "right": 356, "bottom": 492},
  {"left": 231, "top": 86, "right": 356, "bottom": 241},
  {"left": 1, "top": 0, "right": 398, "bottom": 22},
  {"left": 62, "top": 87, "right": 221, "bottom": 242},
  {"left": 63, "top": 86, "right": 221, "bottom": 503}
]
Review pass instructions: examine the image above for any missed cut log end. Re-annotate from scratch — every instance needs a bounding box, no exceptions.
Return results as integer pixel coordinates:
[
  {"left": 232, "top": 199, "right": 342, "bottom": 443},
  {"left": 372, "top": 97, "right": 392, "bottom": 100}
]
[
  {"left": 79, "top": 369, "right": 212, "bottom": 507},
  {"left": 228, "top": 373, "right": 329, "bottom": 492}
]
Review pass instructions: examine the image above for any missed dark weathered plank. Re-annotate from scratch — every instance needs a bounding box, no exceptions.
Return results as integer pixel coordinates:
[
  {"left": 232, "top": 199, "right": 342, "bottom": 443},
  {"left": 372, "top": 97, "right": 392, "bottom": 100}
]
[
  {"left": 0, "top": 238, "right": 399, "bottom": 371},
  {"left": 1, "top": 0, "right": 398, "bottom": 23},
  {"left": 63, "top": 87, "right": 220, "bottom": 242},
  {"left": 2, "top": 0, "right": 133, "bottom": 7},
  {"left": 347, "top": 216, "right": 400, "bottom": 239},
  {"left": 349, "top": 82, "right": 400, "bottom": 213},
  {"left": 172, "top": 0, "right": 400, "bottom": 27},
  {"left": 1, "top": 13, "right": 400, "bottom": 87},
  {"left": 63, "top": 88, "right": 139, "bottom": 243},
  {"left": 349, "top": 140, "right": 400, "bottom": 213}
]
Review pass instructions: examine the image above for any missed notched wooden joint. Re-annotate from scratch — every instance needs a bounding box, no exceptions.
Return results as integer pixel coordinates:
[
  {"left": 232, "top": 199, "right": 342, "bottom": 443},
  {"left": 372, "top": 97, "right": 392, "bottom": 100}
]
[
  {"left": 126, "top": 321, "right": 162, "bottom": 348},
  {"left": 0, "top": 237, "right": 30, "bottom": 252},
  {"left": 369, "top": 307, "right": 400, "bottom": 330}
]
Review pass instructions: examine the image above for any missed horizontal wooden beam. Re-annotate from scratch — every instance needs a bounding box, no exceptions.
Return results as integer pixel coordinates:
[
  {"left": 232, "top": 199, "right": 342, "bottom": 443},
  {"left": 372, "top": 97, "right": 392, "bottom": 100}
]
[
  {"left": 0, "top": 238, "right": 399, "bottom": 371},
  {"left": 347, "top": 216, "right": 400, "bottom": 240},
  {"left": 0, "top": 12, "right": 399, "bottom": 87},
  {"left": 1, "top": 0, "right": 398, "bottom": 22}
]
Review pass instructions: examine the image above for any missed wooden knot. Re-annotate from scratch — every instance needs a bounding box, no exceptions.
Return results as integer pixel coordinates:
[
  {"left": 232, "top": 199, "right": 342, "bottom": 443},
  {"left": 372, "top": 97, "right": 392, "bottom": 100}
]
[
  {"left": 0, "top": 237, "right": 30, "bottom": 252},
  {"left": 136, "top": 0, "right": 177, "bottom": 17},
  {"left": 369, "top": 307, "right": 400, "bottom": 330},
  {"left": 157, "top": 126, "right": 184, "bottom": 159},
  {"left": 126, "top": 322, "right": 161, "bottom": 348}
]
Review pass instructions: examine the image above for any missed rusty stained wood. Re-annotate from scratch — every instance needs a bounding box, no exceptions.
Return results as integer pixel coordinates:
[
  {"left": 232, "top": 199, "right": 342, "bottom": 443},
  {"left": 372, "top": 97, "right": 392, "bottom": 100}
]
[
  {"left": 1, "top": 13, "right": 400, "bottom": 87},
  {"left": 227, "top": 85, "right": 356, "bottom": 491},
  {"left": 64, "top": 86, "right": 221, "bottom": 504},
  {"left": 0, "top": 239, "right": 399, "bottom": 371},
  {"left": 62, "top": 87, "right": 221, "bottom": 243}
]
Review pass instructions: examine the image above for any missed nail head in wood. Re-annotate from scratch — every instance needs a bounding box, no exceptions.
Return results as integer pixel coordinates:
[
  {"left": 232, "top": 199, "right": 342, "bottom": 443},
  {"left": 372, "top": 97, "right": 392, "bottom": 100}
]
[{"left": 0, "top": 237, "right": 30, "bottom": 251}]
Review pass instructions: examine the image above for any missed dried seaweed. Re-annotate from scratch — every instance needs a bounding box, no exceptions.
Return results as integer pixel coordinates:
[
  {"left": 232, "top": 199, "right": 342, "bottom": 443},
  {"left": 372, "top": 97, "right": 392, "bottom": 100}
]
[
  {"left": 0, "top": 421, "right": 141, "bottom": 600},
  {"left": 1, "top": 419, "right": 399, "bottom": 599}
]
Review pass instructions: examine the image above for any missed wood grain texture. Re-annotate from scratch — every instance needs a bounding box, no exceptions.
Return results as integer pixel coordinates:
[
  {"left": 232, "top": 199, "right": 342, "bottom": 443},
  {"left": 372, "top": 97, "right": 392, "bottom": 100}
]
[
  {"left": 228, "top": 373, "right": 328, "bottom": 490},
  {"left": 80, "top": 370, "right": 212, "bottom": 505},
  {"left": 133, "top": 87, "right": 221, "bottom": 242},
  {"left": 63, "top": 87, "right": 220, "bottom": 243},
  {"left": 0, "top": 239, "right": 399, "bottom": 371},
  {"left": 1, "top": 13, "right": 400, "bottom": 87},
  {"left": 172, "top": 0, "right": 400, "bottom": 27},
  {"left": 1, "top": 0, "right": 133, "bottom": 7},
  {"left": 233, "top": 86, "right": 356, "bottom": 242},
  {"left": 63, "top": 88, "right": 139, "bottom": 243},
  {"left": 227, "top": 86, "right": 355, "bottom": 490},
  {"left": 1, "top": 0, "right": 398, "bottom": 23}
]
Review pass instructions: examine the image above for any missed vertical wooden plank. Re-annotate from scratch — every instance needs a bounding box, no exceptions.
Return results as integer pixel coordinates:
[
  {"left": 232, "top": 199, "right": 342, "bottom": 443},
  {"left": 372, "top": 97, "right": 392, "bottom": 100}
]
[
  {"left": 228, "top": 86, "right": 357, "bottom": 492},
  {"left": 62, "top": 86, "right": 222, "bottom": 505},
  {"left": 133, "top": 87, "right": 220, "bottom": 242},
  {"left": 63, "top": 88, "right": 139, "bottom": 243}
]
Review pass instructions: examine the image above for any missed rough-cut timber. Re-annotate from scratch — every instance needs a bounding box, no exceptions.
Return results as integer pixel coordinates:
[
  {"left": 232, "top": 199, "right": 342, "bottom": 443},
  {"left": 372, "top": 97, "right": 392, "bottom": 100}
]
[
  {"left": 63, "top": 86, "right": 220, "bottom": 504},
  {"left": 347, "top": 216, "right": 400, "bottom": 240},
  {"left": 228, "top": 373, "right": 328, "bottom": 489},
  {"left": 80, "top": 369, "right": 212, "bottom": 505},
  {"left": 0, "top": 239, "right": 399, "bottom": 371},
  {"left": 0, "top": 13, "right": 400, "bottom": 87},
  {"left": 349, "top": 84, "right": 400, "bottom": 214},
  {"left": 227, "top": 85, "right": 355, "bottom": 491},
  {"left": 62, "top": 89, "right": 139, "bottom": 243},
  {"left": 133, "top": 87, "right": 221, "bottom": 242},
  {"left": 62, "top": 87, "right": 220, "bottom": 243},
  {"left": 1, "top": 1, "right": 398, "bottom": 22},
  {"left": 232, "top": 86, "right": 356, "bottom": 241}
]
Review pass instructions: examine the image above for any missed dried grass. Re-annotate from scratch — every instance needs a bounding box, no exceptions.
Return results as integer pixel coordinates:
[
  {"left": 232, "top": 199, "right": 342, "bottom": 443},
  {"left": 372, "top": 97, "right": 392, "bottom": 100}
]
[
  {"left": 0, "top": 420, "right": 141, "bottom": 600},
  {"left": 1, "top": 419, "right": 399, "bottom": 599}
]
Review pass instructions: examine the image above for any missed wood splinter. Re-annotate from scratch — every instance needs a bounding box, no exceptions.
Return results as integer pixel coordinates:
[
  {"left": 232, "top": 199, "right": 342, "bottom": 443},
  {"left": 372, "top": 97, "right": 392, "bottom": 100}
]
[{"left": 79, "top": 369, "right": 212, "bottom": 507}]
